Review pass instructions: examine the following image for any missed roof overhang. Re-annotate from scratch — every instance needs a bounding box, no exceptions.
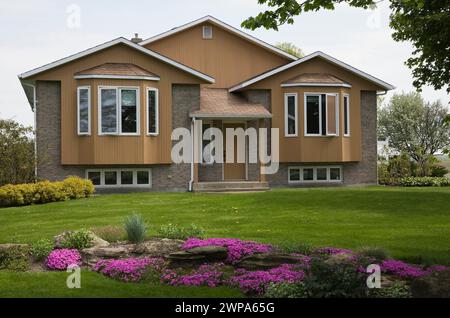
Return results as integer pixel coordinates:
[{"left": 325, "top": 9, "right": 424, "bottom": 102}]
[
  {"left": 229, "top": 51, "right": 395, "bottom": 92},
  {"left": 140, "top": 15, "right": 298, "bottom": 61},
  {"left": 73, "top": 74, "right": 160, "bottom": 81},
  {"left": 280, "top": 83, "right": 352, "bottom": 88},
  {"left": 18, "top": 37, "right": 215, "bottom": 83}
]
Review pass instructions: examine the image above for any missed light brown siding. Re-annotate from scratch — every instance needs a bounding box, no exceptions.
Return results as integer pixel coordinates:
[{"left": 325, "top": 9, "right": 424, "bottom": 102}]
[
  {"left": 145, "top": 22, "right": 291, "bottom": 88},
  {"left": 243, "top": 57, "right": 383, "bottom": 163},
  {"left": 30, "top": 44, "right": 206, "bottom": 165}
]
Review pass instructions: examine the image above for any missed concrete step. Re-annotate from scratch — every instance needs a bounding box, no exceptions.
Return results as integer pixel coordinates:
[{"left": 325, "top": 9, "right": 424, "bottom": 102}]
[{"left": 193, "top": 181, "right": 270, "bottom": 193}]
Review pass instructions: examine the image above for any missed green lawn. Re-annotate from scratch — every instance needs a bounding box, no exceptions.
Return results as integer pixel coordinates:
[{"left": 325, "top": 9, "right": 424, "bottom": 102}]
[{"left": 0, "top": 186, "right": 449, "bottom": 297}]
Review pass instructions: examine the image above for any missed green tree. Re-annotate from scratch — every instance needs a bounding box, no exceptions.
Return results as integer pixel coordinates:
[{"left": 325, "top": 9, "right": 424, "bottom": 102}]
[
  {"left": 0, "top": 119, "right": 35, "bottom": 185},
  {"left": 242, "top": 0, "right": 450, "bottom": 92},
  {"left": 378, "top": 92, "right": 450, "bottom": 176},
  {"left": 275, "top": 42, "right": 304, "bottom": 58}
]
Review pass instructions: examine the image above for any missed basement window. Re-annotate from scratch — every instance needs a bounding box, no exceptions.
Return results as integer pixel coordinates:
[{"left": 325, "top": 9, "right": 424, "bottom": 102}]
[
  {"left": 288, "top": 166, "right": 343, "bottom": 183},
  {"left": 86, "top": 169, "right": 152, "bottom": 187},
  {"left": 203, "top": 26, "right": 213, "bottom": 39}
]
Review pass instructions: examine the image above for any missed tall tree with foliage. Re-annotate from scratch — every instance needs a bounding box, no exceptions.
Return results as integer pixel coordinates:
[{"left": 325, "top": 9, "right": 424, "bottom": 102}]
[
  {"left": 242, "top": 0, "right": 450, "bottom": 92},
  {"left": 0, "top": 119, "right": 35, "bottom": 185},
  {"left": 378, "top": 92, "right": 450, "bottom": 176},
  {"left": 275, "top": 42, "right": 304, "bottom": 57}
]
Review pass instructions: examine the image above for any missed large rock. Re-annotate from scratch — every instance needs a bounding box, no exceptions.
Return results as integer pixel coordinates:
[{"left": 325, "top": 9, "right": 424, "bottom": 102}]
[
  {"left": 238, "top": 253, "right": 307, "bottom": 270},
  {"left": 54, "top": 230, "right": 109, "bottom": 249},
  {"left": 81, "top": 245, "right": 133, "bottom": 266},
  {"left": 410, "top": 270, "right": 450, "bottom": 298},
  {"left": 133, "top": 238, "right": 184, "bottom": 257},
  {"left": 0, "top": 243, "right": 29, "bottom": 253},
  {"left": 167, "top": 246, "right": 228, "bottom": 266}
]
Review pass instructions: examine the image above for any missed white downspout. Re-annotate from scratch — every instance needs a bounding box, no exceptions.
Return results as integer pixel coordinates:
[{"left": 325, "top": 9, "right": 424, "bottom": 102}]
[
  {"left": 22, "top": 82, "right": 38, "bottom": 181},
  {"left": 188, "top": 117, "right": 196, "bottom": 192}
]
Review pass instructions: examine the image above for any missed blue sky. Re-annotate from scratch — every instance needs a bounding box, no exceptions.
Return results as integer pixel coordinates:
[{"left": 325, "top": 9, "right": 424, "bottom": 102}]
[{"left": 1, "top": 0, "right": 448, "bottom": 126}]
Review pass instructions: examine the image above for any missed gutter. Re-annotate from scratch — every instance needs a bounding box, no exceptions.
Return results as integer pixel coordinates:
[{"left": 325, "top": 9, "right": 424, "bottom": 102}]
[
  {"left": 21, "top": 81, "right": 38, "bottom": 180},
  {"left": 188, "top": 117, "right": 196, "bottom": 192}
]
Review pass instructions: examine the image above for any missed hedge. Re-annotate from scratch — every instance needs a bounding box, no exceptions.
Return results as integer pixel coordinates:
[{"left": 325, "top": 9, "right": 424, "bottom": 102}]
[
  {"left": 0, "top": 176, "right": 95, "bottom": 207},
  {"left": 380, "top": 177, "right": 450, "bottom": 187}
]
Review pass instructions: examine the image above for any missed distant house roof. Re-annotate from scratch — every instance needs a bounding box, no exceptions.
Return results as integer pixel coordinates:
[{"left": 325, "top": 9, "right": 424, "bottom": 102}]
[
  {"left": 229, "top": 51, "right": 395, "bottom": 92},
  {"left": 281, "top": 73, "right": 351, "bottom": 88},
  {"left": 190, "top": 89, "right": 272, "bottom": 119},
  {"left": 140, "top": 15, "right": 298, "bottom": 61},
  {"left": 18, "top": 37, "right": 214, "bottom": 83},
  {"left": 74, "top": 63, "right": 160, "bottom": 81}
]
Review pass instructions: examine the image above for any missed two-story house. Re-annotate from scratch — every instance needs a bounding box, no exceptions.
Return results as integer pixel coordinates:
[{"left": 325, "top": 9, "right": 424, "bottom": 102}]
[{"left": 18, "top": 16, "right": 394, "bottom": 192}]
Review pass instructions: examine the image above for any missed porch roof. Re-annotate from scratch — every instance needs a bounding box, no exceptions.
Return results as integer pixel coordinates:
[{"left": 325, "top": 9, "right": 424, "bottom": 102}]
[{"left": 190, "top": 88, "right": 272, "bottom": 119}]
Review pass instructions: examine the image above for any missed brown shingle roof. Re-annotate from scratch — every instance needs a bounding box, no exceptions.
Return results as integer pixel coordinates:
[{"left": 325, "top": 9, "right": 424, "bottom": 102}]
[
  {"left": 75, "top": 63, "right": 159, "bottom": 79},
  {"left": 282, "top": 73, "right": 351, "bottom": 86},
  {"left": 190, "top": 89, "right": 272, "bottom": 119}
]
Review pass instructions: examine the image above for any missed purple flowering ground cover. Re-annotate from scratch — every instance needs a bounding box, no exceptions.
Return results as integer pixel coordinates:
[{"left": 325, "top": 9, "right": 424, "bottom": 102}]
[{"left": 46, "top": 249, "right": 81, "bottom": 270}]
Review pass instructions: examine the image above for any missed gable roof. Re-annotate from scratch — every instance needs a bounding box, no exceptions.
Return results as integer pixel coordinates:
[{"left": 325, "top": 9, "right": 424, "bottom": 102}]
[
  {"left": 281, "top": 73, "right": 351, "bottom": 88},
  {"left": 74, "top": 63, "right": 160, "bottom": 81},
  {"left": 18, "top": 37, "right": 214, "bottom": 83},
  {"left": 229, "top": 51, "right": 395, "bottom": 92},
  {"left": 140, "top": 15, "right": 298, "bottom": 61}
]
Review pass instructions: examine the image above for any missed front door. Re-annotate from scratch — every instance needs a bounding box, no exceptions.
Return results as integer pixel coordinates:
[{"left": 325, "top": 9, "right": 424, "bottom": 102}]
[{"left": 223, "top": 123, "right": 246, "bottom": 181}]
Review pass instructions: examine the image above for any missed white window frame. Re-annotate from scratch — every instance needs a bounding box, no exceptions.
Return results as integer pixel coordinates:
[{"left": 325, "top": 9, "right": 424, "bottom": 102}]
[
  {"left": 343, "top": 94, "right": 350, "bottom": 137},
  {"left": 98, "top": 86, "right": 140, "bottom": 136},
  {"left": 77, "top": 86, "right": 91, "bottom": 135},
  {"left": 146, "top": 87, "right": 159, "bottom": 136},
  {"left": 288, "top": 166, "right": 343, "bottom": 183},
  {"left": 85, "top": 169, "right": 152, "bottom": 188},
  {"left": 202, "top": 26, "right": 213, "bottom": 39},
  {"left": 325, "top": 93, "right": 339, "bottom": 137},
  {"left": 284, "top": 93, "right": 298, "bottom": 137},
  {"left": 304, "top": 93, "right": 322, "bottom": 137}
]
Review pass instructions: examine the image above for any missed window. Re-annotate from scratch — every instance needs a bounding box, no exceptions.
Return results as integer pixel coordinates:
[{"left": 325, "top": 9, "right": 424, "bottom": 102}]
[
  {"left": 99, "top": 87, "right": 140, "bottom": 135},
  {"left": 77, "top": 86, "right": 90, "bottom": 135},
  {"left": 344, "top": 94, "right": 350, "bottom": 136},
  {"left": 147, "top": 88, "right": 159, "bottom": 135},
  {"left": 284, "top": 93, "right": 298, "bottom": 137},
  {"left": 203, "top": 26, "right": 213, "bottom": 39},
  {"left": 304, "top": 93, "right": 339, "bottom": 137},
  {"left": 86, "top": 169, "right": 152, "bottom": 187},
  {"left": 288, "top": 166, "right": 343, "bottom": 183}
]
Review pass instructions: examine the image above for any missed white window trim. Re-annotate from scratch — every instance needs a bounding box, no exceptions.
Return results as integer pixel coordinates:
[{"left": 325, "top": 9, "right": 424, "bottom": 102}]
[
  {"left": 288, "top": 166, "right": 343, "bottom": 183},
  {"left": 304, "top": 93, "right": 322, "bottom": 137},
  {"left": 77, "top": 86, "right": 91, "bottom": 135},
  {"left": 284, "top": 93, "right": 298, "bottom": 137},
  {"left": 202, "top": 26, "right": 213, "bottom": 39},
  {"left": 146, "top": 87, "right": 159, "bottom": 136},
  {"left": 98, "top": 86, "right": 140, "bottom": 136},
  {"left": 344, "top": 94, "right": 350, "bottom": 137},
  {"left": 86, "top": 169, "right": 152, "bottom": 188},
  {"left": 325, "top": 93, "right": 340, "bottom": 137}
]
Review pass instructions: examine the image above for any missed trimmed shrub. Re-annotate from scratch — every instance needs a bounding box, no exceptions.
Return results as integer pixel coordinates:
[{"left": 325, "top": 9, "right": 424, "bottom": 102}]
[
  {"left": 60, "top": 229, "right": 94, "bottom": 250},
  {"left": 0, "top": 245, "right": 30, "bottom": 271},
  {"left": 0, "top": 176, "right": 94, "bottom": 207},
  {"left": 91, "top": 225, "right": 125, "bottom": 243},
  {"left": 46, "top": 249, "right": 81, "bottom": 270},
  {"left": 398, "top": 177, "right": 450, "bottom": 187},
  {"left": 158, "top": 223, "right": 205, "bottom": 240},
  {"left": 30, "top": 239, "right": 54, "bottom": 261},
  {"left": 124, "top": 214, "right": 147, "bottom": 244}
]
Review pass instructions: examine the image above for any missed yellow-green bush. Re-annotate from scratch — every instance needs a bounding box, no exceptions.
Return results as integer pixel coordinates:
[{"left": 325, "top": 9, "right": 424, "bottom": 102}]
[{"left": 0, "top": 176, "right": 95, "bottom": 208}]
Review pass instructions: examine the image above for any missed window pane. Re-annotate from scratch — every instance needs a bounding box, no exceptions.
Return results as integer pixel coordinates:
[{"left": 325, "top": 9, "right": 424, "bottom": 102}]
[
  {"left": 78, "top": 88, "right": 89, "bottom": 133},
  {"left": 104, "top": 171, "right": 117, "bottom": 185},
  {"left": 326, "top": 95, "right": 337, "bottom": 135},
  {"left": 87, "top": 171, "right": 100, "bottom": 185},
  {"left": 344, "top": 96, "right": 349, "bottom": 135},
  {"left": 317, "top": 168, "right": 327, "bottom": 180},
  {"left": 121, "top": 171, "right": 133, "bottom": 185},
  {"left": 306, "top": 95, "right": 320, "bottom": 134},
  {"left": 148, "top": 90, "right": 157, "bottom": 134},
  {"left": 287, "top": 95, "right": 296, "bottom": 135},
  {"left": 121, "top": 89, "right": 137, "bottom": 133},
  {"left": 330, "top": 168, "right": 341, "bottom": 180},
  {"left": 289, "top": 168, "right": 300, "bottom": 181},
  {"left": 101, "top": 89, "right": 117, "bottom": 133},
  {"left": 137, "top": 171, "right": 149, "bottom": 185},
  {"left": 303, "top": 168, "right": 314, "bottom": 181}
]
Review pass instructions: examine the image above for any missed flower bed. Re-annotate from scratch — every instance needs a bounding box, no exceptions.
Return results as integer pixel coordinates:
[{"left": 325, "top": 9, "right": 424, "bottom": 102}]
[
  {"left": 92, "top": 257, "right": 164, "bottom": 282},
  {"left": 182, "top": 238, "right": 272, "bottom": 264},
  {"left": 162, "top": 264, "right": 226, "bottom": 288},
  {"left": 46, "top": 249, "right": 81, "bottom": 270}
]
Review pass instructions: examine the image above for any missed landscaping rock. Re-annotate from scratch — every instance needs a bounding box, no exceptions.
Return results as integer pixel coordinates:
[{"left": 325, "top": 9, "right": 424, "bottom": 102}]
[
  {"left": 0, "top": 243, "right": 29, "bottom": 253},
  {"left": 54, "top": 230, "right": 109, "bottom": 249},
  {"left": 133, "top": 238, "right": 184, "bottom": 257},
  {"left": 410, "top": 270, "right": 450, "bottom": 298},
  {"left": 167, "top": 246, "right": 228, "bottom": 266},
  {"left": 81, "top": 245, "right": 133, "bottom": 266},
  {"left": 238, "top": 253, "right": 307, "bottom": 270}
]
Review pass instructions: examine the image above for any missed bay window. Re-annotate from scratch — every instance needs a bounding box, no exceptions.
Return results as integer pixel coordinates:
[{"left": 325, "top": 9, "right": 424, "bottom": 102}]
[
  {"left": 284, "top": 93, "right": 298, "bottom": 137},
  {"left": 147, "top": 88, "right": 159, "bottom": 135},
  {"left": 344, "top": 94, "right": 350, "bottom": 136},
  {"left": 304, "top": 93, "right": 339, "bottom": 137},
  {"left": 77, "top": 86, "right": 91, "bottom": 135}
]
